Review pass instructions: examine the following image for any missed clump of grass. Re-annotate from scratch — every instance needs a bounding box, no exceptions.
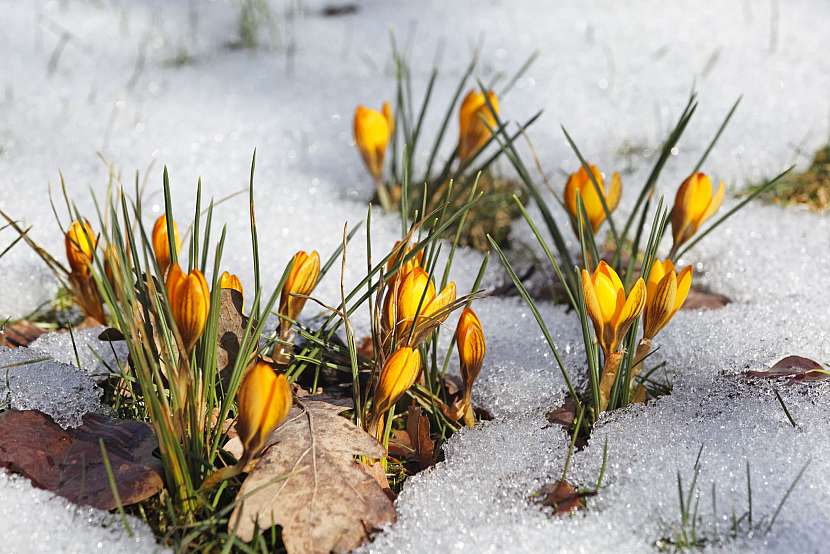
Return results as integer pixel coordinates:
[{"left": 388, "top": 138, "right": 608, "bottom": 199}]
[
  {"left": 406, "top": 171, "right": 528, "bottom": 252},
  {"left": 352, "top": 39, "right": 540, "bottom": 251},
  {"left": 232, "top": 0, "right": 277, "bottom": 50},
  {"left": 744, "top": 143, "right": 830, "bottom": 211},
  {"left": 656, "top": 447, "right": 809, "bottom": 552}
]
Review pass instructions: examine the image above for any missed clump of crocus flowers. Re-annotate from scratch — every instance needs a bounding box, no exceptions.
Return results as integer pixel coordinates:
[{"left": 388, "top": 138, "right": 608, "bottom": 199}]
[
  {"left": 571, "top": 169, "right": 725, "bottom": 411},
  {"left": 582, "top": 261, "right": 646, "bottom": 411},
  {"left": 365, "top": 238, "right": 485, "bottom": 449}
]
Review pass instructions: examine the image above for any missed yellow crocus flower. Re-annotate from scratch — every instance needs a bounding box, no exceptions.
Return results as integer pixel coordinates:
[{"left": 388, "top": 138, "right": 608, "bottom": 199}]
[
  {"left": 643, "top": 259, "right": 693, "bottom": 340},
  {"left": 236, "top": 358, "right": 292, "bottom": 460},
  {"left": 354, "top": 102, "right": 394, "bottom": 181},
  {"left": 219, "top": 271, "right": 244, "bottom": 296},
  {"left": 371, "top": 346, "right": 421, "bottom": 436},
  {"left": 456, "top": 306, "right": 485, "bottom": 427},
  {"left": 166, "top": 264, "right": 210, "bottom": 351},
  {"left": 383, "top": 267, "right": 456, "bottom": 343},
  {"left": 279, "top": 250, "right": 320, "bottom": 334},
  {"left": 457, "top": 89, "right": 499, "bottom": 164},
  {"left": 581, "top": 261, "right": 646, "bottom": 356},
  {"left": 65, "top": 220, "right": 96, "bottom": 277},
  {"left": 670, "top": 172, "right": 725, "bottom": 252},
  {"left": 152, "top": 214, "right": 181, "bottom": 274},
  {"left": 386, "top": 240, "right": 424, "bottom": 284},
  {"left": 564, "top": 164, "right": 622, "bottom": 234}
]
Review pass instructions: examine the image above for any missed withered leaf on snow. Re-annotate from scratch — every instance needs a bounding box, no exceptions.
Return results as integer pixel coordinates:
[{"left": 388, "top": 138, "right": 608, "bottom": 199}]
[
  {"left": 533, "top": 479, "right": 590, "bottom": 515},
  {"left": 743, "top": 355, "right": 829, "bottom": 382},
  {"left": 681, "top": 286, "right": 730, "bottom": 311},
  {"left": 0, "top": 410, "right": 163, "bottom": 510},
  {"left": 228, "top": 399, "right": 396, "bottom": 553}
]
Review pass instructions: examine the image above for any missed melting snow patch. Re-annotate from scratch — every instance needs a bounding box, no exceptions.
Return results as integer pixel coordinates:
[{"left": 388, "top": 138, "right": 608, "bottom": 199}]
[
  {"left": 30, "top": 327, "right": 128, "bottom": 383},
  {"left": 0, "top": 472, "right": 163, "bottom": 554},
  {"left": 0, "top": 346, "right": 104, "bottom": 428}
]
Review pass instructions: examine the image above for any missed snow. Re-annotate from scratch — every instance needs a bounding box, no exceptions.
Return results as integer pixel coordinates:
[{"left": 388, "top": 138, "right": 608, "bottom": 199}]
[
  {"left": 2, "top": 0, "right": 830, "bottom": 552},
  {"left": 0, "top": 472, "right": 162, "bottom": 554},
  {"left": 0, "top": 345, "right": 104, "bottom": 428},
  {"left": 30, "top": 326, "right": 129, "bottom": 382}
]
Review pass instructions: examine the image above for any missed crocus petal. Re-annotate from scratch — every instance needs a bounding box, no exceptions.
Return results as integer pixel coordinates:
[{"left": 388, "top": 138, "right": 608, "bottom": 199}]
[
  {"left": 645, "top": 271, "right": 677, "bottom": 339},
  {"left": 397, "top": 267, "right": 436, "bottom": 322},
  {"left": 607, "top": 172, "right": 622, "bottom": 212},
  {"left": 581, "top": 268, "right": 605, "bottom": 343},
  {"left": 700, "top": 180, "right": 725, "bottom": 225},
  {"left": 674, "top": 265, "right": 693, "bottom": 311},
  {"left": 424, "top": 282, "right": 457, "bottom": 322},
  {"left": 613, "top": 277, "right": 646, "bottom": 345}
]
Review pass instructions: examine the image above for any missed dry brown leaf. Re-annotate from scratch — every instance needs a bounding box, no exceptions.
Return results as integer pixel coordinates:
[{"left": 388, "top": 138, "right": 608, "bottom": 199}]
[
  {"left": 545, "top": 396, "right": 579, "bottom": 428},
  {"left": 406, "top": 405, "right": 434, "bottom": 471},
  {"left": 217, "top": 288, "right": 246, "bottom": 386},
  {"left": 682, "top": 286, "right": 731, "bottom": 311},
  {"left": 229, "top": 400, "right": 396, "bottom": 553},
  {"left": 743, "top": 355, "right": 829, "bottom": 382},
  {"left": 534, "top": 480, "right": 587, "bottom": 515},
  {"left": 0, "top": 410, "right": 163, "bottom": 510},
  {"left": 0, "top": 320, "right": 46, "bottom": 348}
]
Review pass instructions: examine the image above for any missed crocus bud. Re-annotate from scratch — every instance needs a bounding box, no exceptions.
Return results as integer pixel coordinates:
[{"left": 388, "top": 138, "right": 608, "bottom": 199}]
[
  {"left": 396, "top": 267, "right": 437, "bottom": 323},
  {"left": 643, "top": 259, "right": 692, "bottom": 340},
  {"left": 152, "top": 214, "right": 181, "bottom": 274},
  {"left": 564, "top": 164, "right": 622, "bottom": 233},
  {"left": 456, "top": 307, "right": 485, "bottom": 392},
  {"left": 65, "top": 220, "right": 96, "bottom": 277},
  {"left": 372, "top": 347, "right": 421, "bottom": 419},
  {"left": 457, "top": 89, "right": 499, "bottom": 163},
  {"left": 670, "top": 172, "right": 725, "bottom": 252},
  {"left": 220, "top": 271, "right": 244, "bottom": 296},
  {"left": 386, "top": 240, "right": 424, "bottom": 284},
  {"left": 236, "top": 359, "right": 292, "bottom": 460},
  {"left": 103, "top": 244, "right": 120, "bottom": 286},
  {"left": 166, "top": 264, "right": 210, "bottom": 351},
  {"left": 354, "top": 103, "right": 394, "bottom": 181},
  {"left": 279, "top": 250, "right": 320, "bottom": 332},
  {"left": 581, "top": 261, "right": 646, "bottom": 356}
]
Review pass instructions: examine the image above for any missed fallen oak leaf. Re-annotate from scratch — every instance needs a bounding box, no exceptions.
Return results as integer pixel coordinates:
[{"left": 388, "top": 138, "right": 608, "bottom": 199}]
[
  {"left": 0, "top": 410, "right": 163, "bottom": 510},
  {"left": 229, "top": 399, "right": 396, "bottom": 553}
]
